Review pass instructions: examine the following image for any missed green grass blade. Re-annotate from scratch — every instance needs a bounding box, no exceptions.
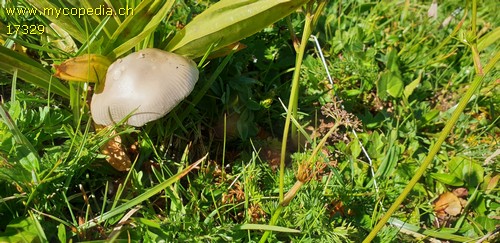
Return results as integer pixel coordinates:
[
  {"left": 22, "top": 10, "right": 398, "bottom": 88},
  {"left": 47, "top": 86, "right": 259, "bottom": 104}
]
[
  {"left": 107, "top": 0, "right": 175, "bottom": 59},
  {"left": 388, "top": 218, "right": 472, "bottom": 242},
  {"left": 80, "top": 0, "right": 119, "bottom": 38},
  {"left": 28, "top": 211, "right": 48, "bottom": 243},
  {"left": 77, "top": 15, "right": 112, "bottom": 55},
  {"left": 0, "top": 46, "right": 69, "bottom": 98},
  {"left": 103, "top": 0, "right": 174, "bottom": 57},
  {"left": 177, "top": 47, "right": 236, "bottom": 124},
  {"left": 280, "top": 2, "right": 315, "bottom": 202},
  {"left": 239, "top": 223, "right": 301, "bottom": 233},
  {"left": 78, "top": 154, "right": 207, "bottom": 229}
]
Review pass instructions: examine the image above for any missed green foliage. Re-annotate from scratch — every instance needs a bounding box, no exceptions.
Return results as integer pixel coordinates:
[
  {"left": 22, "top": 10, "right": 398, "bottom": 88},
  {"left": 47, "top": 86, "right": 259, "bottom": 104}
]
[
  {"left": 0, "top": 216, "right": 39, "bottom": 242},
  {"left": 0, "top": 0, "right": 499, "bottom": 242},
  {"left": 0, "top": 46, "right": 69, "bottom": 98},
  {"left": 166, "top": 0, "right": 310, "bottom": 58}
]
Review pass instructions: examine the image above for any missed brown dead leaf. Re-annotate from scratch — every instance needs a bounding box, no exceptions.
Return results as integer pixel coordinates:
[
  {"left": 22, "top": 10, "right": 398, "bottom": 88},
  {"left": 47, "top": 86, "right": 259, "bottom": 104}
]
[
  {"left": 452, "top": 187, "right": 468, "bottom": 198},
  {"left": 434, "top": 192, "right": 462, "bottom": 217},
  {"left": 486, "top": 174, "right": 499, "bottom": 192}
]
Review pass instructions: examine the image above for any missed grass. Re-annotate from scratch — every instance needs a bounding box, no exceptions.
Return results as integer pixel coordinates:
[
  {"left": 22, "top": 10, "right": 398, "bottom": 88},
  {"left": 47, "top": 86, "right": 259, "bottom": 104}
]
[{"left": 1, "top": 0, "right": 499, "bottom": 242}]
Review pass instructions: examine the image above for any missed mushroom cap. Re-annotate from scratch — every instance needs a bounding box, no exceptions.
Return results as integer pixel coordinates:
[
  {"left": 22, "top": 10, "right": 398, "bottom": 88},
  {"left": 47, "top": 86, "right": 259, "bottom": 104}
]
[{"left": 91, "top": 48, "right": 199, "bottom": 127}]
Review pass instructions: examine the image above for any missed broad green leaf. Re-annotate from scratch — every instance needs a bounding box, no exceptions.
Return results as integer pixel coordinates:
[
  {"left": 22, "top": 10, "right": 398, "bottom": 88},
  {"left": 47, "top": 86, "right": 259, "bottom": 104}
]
[
  {"left": 239, "top": 224, "right": 301, "bottom": 233},
  {"left": 447, "top": 156, "right": 468, "bottom": 181},
  {"left": 386, "top": 72, "right": 403, "bottom": 98},
  {"left": 430, "top": 173, "right": 464, "bottom": 186},
  {"left": 378, "top": 48, "right": 403, "bottom": 99},
  {"left": 0, "top": 46, "right": 69, "bottom": 98},
  {"left": 57, "top": 224, "right": 66, "bottom": 243},
  {"left": 386, "top": 47, "right": 399, "bottom": 73},
  {"left": 374, "top": 130, "right": 400, "bottom": 179},
  {"left": 462, "top": 160, "right": 484, "bottom": 187},
  {"left": 377, "top": 71, "right": 390, "bottom": 100},
  {"left": 446, "top": 157, "right": 485, "bottom": 188},
  {"left": 367, "top": 131, "right": 384, "bottom": 159},
  {"left": 403, "top": 72, "right": 421, "bottom": 99},
  {"left": 378, "top": 71, "right": 403, "bottom": 100},
  {"left": 0, "top": 217, "right": 39, "bottom": 243},
  {"left": 474, "top": 216, "right": 497, "bottom": 232},
  {"left": 166, "top": 0, "right": 311, "bottom": 58},
  {"left": 421, "top": 109, "right": 440, "bottom": 125},
  {"left": 348, "top": 138, "right": 362, "bottom": 158}
]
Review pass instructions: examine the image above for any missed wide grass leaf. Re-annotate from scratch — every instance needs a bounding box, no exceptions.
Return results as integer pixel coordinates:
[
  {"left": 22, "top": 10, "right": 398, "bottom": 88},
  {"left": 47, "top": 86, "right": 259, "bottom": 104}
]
[
  {"left": 388, "top": 218, "right": 472, "bottom": 242},
  {"left": 430, "top": 173, "right": 464, "bottom": 186},
  {"left": 239, "top": 224, "right": 301, "bottom": 233},
  {"left": 0, "top": 46, "right": 69, "bottom": 98},
  {"left": 0, "top": 217, "right": 39, "bottom": 243},
  {"left": 166, "top": 0, "right": 311, "bottom": 58}
]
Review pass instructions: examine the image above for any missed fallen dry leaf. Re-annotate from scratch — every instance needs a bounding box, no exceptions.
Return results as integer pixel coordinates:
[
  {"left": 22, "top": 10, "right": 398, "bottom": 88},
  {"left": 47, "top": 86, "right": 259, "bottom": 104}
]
[
  {"left": 452, "top": 187, "right": 468, "bottom": 198},
  {"left": 434, "top": 192, "right": 462, "bottom": 217}
]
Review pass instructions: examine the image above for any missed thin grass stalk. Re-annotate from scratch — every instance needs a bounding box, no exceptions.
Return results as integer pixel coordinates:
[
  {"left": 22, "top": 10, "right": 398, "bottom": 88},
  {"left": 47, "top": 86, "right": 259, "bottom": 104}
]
[
  {"left": 363, "top": 15, "right": 500, "bottom": 243},
  {"left": 279, "top": 2, "right": 314, "bottom": 202},
  {"left": 470, "top": 0, "right": 482, "bottom": 75},
  {"left": 11, "top": 69, "right": 17, "bottom": 103},
  {"left": 471, "top": 0, "right": 476, "bottom": 35},
  {"left": 259, "top": 205, "right": 284, "bottom": 243},
  {"left": 222, "top": 113, "right": 227, "bottom": 179}
]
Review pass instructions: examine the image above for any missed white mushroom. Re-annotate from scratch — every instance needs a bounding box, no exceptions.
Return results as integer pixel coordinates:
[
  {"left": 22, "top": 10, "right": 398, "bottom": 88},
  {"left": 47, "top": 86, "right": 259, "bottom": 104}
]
[{"left": 91, "top": 48, "right": 199, "bottom": 127}]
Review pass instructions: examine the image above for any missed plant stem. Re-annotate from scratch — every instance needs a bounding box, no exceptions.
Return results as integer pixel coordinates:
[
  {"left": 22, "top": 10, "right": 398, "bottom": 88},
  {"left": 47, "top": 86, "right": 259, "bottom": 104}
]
[
  {"left": 259, "top": 205, "right": 284, "bottom": 243},
  {"left": 279, "top": 1, "right": 314, "bottom": 202},
  {"left": 471, "top": 0, "right": 477, "bottom": 35}
]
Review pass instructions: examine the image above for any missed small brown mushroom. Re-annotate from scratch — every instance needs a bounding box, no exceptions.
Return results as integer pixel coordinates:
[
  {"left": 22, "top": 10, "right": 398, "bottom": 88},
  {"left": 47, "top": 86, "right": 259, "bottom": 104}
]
[{"left": 91, "top": 48, "right": 199, "bottom": 127}]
